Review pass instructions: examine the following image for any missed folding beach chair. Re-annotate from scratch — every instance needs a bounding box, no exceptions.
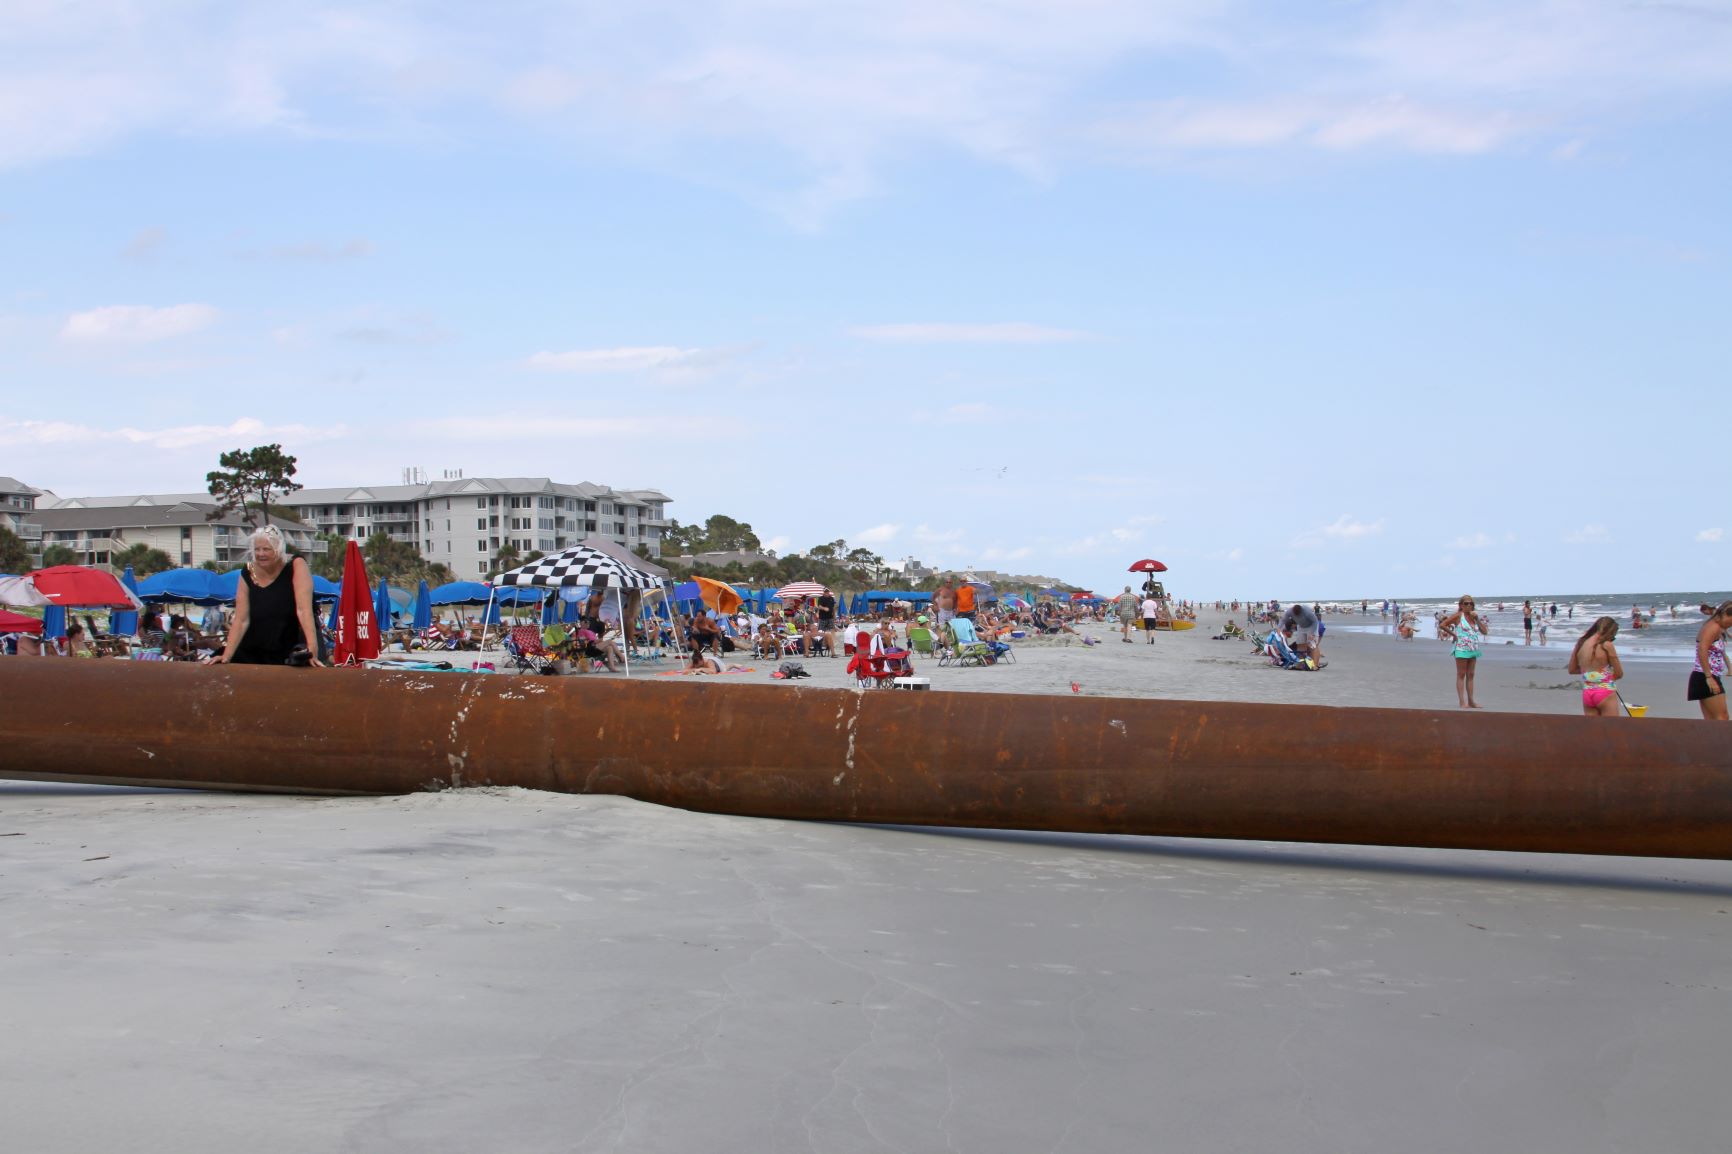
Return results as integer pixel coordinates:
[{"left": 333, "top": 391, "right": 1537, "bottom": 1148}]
[
  {"left": 503, "top": 625, "right": 557, "bottom": 674},
  {"left": 906, "top": 625, "right": 936, "bottom": 656},
  {"left": 1263, "top": 629, "right": 1306, "bottom": 670},
  {"left": 946, "top": 618, "right": 996, "bottom": 667},
  {"left": 846, "top": 632, "right": 900, "bottom": 689}
]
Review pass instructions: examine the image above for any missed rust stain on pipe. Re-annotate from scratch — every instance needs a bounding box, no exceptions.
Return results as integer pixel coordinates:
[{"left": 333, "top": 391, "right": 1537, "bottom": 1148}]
[{"left": 2, "top": 661, "right": 1730, "bottom": 859}]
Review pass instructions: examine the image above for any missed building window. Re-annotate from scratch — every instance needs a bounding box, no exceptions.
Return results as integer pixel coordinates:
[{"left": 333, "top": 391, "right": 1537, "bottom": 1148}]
[
  {"left": 538, "top": 518, "right": 553, "bottom": 530},
  {"left": 601, "top": 503, "right": 614, "bottom": 515},
  {"left": 477, "top": 540, "right": 487, "bottom": 552},
  {"left": 476, "top": 498, "right": 486, "bottom": 508},
  {"left": 477, "top": 518, "right": 487, "bottom": 530}
]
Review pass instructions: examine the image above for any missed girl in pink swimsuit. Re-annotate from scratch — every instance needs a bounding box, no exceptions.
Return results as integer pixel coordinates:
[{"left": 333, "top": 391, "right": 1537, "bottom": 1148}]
[{"left": 1568, "top": 617, "right": 1624, "bottom": 717}]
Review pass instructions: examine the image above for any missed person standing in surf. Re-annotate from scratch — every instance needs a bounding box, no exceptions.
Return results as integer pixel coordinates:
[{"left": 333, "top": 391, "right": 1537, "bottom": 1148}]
[{"left": 1439, "top": 595, "right": 1487, "bottom": 709}]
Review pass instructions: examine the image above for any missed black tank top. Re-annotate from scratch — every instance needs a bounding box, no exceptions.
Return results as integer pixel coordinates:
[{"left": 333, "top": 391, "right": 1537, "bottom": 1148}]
[{"left": 236, "top": 560, "right": 303, "bottom": 665}]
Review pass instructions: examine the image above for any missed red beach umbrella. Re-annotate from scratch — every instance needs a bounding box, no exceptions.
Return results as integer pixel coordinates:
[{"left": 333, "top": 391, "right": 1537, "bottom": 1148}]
[
  {"left": 24, "top": 564, "right": 144, "bottom": 608},
  {"left": 0, "top": 609, "right": 43, "bottom": 634},
  {"left": 1127, "top": 559, "right": 1168, "bottom": 573},
  {"left": 333, "top": 540, "right": 380, "bottom": 666}
]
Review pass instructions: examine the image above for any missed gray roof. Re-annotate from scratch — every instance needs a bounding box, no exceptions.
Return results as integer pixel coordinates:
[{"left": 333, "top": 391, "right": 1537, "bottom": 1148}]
[
  {"left": 32, "top": 502, "right": 315, "bottom": 535},
  {"left": 0, "top": 477, "right": 42, "bottom": 498},
  {"left": 42, "top": 475, "right": 671, "bottom": 512},
  {"left": 576, "top": 537, "right": 670, "bottom": 579}
]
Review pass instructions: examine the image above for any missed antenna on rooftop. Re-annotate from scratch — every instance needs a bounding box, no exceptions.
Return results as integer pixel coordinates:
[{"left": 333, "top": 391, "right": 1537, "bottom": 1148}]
[
  {"left": 441, "top": 468, "right": 463, "bottom": 480},
  {"left": 401, "top": 466, "right": 428, "bottom": 485}
]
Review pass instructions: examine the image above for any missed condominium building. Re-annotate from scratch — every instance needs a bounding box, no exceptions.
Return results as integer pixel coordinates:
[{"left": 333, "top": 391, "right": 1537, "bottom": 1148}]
[
  {"left": 39, "top": 474, "right": 671, "bottom": 580},
  {"left": 30, "top": 502, "right": 324, "bottom": 570},
  {"left": 0, "top": 476, "right": 44, "bottom": 567}
]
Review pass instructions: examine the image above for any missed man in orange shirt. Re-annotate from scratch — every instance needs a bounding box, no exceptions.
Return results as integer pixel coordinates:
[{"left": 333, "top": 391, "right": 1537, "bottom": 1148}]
[{"left": 955, "top": 581, "right": 977, "bottom": 621}]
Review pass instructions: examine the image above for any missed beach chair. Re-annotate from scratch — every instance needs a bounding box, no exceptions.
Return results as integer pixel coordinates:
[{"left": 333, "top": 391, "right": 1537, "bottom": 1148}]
[
  {"left": 907, "top": 625, "right": 936, "bottom": 656},
  {"left": 947, "top": 618, "right": 996, "bottom": 667},
  {"left": 1263, "top": 630, "right": 1305, "bottom": 670},
  {"left": 503, "top": 625, "right": 558, "bottom": 675},
  {"left": 846, "top": 632, "right": 900, "bottom": 689}
]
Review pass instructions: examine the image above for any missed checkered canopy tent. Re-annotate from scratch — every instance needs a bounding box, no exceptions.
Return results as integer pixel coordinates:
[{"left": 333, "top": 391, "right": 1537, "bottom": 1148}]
[{"left": 495, "top": 544, "right": 661, "bottom": 591}]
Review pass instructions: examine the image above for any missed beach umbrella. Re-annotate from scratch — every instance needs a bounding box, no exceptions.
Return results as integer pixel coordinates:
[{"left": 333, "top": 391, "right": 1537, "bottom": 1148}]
[
  {"left": 112, "top": 566, "right": 140, "bottom": 637},
  {"left": 19, "top": 565, "right": 143, "bottom": 609},
  {"left": 138, "top": 568, "right": 229, "bottom": 606},
  {"left": 1002, "top": 595, "right": 1030, "bottom": 610},
  {"left": 0, "top": 575, "right": 52, "bottom": 607},
  {"left": 374, "top": 579, "right": 393, "bottom": 632},
  {"left": 412, "top": 581, "right": 433, "bottom": 631},
  {"left": 333, "top": 540, "right": 380, "bottom": 665},
  {"left": 311, "top": 575, "right": 341, "bottom": 602},
  {"left": 327, "top": 596, "right": 340, "bottom": 633},
  {"left": 430, "top": 581, "right": 495, "bottom": 606},
  {"left": 1070, "top": 591, "right": 1095, "bottom": 601},
  {"left": 495, "top": 543, "right": 658, "bottom": 673},
  {"left": 964, "top": 581, "right": 995, "bottom": 602},
  {"left": 541, "top": 595, "right": 558, "bottom": 626},
  {"left": 693, "top": 575, "right": 742, "bottom": 615},
  {"left": 774, "top": 580, "right": 829, "bottom": 601},
  {"left": 0, "top": 608, "right": 43, "bottom": 634},
  {"left": 42, "top": 604, "right": 66, "bottom": 640},
  {"left": 1128, "top": 559, "right": 1168, "bottom": 573}
]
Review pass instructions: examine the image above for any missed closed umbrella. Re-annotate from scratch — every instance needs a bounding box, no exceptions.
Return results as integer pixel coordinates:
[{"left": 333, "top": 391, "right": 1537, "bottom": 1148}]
[
  {"left": 374, "top": 579, "right": 394, "bottom": 633},
  {"left": 112, "top": 566, "right": 140, "bottom": 637},
  {"left": 333, "top": 540, "right": 380, "bottom": 665},
  {"left": 412, "top": 581, "right": 433, "bottom": 631},
  {"left": 42, "top": 604, "right": 66, "bottom": 641}
]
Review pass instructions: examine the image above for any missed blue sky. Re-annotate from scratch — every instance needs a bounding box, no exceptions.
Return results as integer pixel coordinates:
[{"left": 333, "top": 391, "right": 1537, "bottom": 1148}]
[{"left": 3, "top": 1, "right": 1730, "bottom": 597}]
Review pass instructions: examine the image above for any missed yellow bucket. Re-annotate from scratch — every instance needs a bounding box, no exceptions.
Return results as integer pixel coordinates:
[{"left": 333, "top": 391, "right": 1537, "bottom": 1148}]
[{"left": 1626, "top": 705, "right": 1648, "bottom": 718}]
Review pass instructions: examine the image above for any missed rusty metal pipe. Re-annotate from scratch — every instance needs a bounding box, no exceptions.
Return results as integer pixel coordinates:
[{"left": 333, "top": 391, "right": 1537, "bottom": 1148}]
[{"left": 2, "top": 660, "right": 1730, "bottom": 859}]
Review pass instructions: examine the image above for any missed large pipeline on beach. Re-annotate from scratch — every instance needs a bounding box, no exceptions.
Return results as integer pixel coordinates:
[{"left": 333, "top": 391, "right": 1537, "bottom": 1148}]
[{"left": 2, "top": 660, "right": 1730, "bottom": 859}]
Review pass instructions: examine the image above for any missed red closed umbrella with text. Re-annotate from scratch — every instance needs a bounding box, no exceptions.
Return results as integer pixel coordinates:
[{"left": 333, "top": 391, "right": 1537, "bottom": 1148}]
[{"left": 333, "top": 540, "right": 380, "bottom": 665}]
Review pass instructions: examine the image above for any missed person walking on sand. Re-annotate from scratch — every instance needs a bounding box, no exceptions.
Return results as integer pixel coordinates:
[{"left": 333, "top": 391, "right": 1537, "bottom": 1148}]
[
  {"left": 1568, "top": 617, "right": 1624, "bottom": 717},
  {"left": 1439, "top": 595, "right": 1487, "bottom": 709},
  {"left": 1116, "top": 585, "right": 1139, "bottom": 643},
  {"left": 1689, "top": 601, "right": 1732, "bottom": 720},
  {"left": 1139, "top": 593, "right": 1160, "bottom": 644},
  {"left": 933, "top": 578, "right": 956, "bottom": 627}
]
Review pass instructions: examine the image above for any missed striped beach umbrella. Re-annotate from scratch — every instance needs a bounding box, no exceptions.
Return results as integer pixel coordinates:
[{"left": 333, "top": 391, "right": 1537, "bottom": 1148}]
[{"left": 773, "top": 580, "right": 830, "bottom": 601}]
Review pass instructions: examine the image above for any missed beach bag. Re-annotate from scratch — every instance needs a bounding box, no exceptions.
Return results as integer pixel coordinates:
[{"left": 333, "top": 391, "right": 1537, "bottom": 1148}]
[{"left": 777, "top": 661, "right": 810, "bottom": 679}]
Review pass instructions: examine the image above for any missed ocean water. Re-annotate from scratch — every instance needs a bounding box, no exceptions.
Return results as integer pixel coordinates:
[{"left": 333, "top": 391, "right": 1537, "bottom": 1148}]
[{"left": 1323, "top": 592, "right": 1732, "bottom": 663}]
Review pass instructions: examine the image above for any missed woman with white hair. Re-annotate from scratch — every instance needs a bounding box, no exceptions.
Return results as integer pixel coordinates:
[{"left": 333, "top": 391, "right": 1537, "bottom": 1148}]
[{"left": 209, "top": 525, "right": 323, "bottom": 667}]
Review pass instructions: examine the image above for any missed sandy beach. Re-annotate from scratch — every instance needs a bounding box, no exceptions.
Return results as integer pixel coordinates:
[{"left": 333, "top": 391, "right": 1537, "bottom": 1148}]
[{"left": 4, "top": 616, "right": 1729, "bottom": 1152}]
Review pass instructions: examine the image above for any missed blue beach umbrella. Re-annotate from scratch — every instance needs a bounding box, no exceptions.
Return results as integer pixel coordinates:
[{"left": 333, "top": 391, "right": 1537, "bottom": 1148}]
[
  {"left": 327, "top": 596, "right": 340, "bottom": 633},
  {"left": 412, "top": 580, "right": 432, "bottom": 631},
  {"left": 374, "top": 579, "right": 393, "bottom": 630},
  {"left": 42, "top": 604, "right": 66, "bottom": 641},
  {"left": 111, "top": 566, "right": 140, "bottom": 636}
]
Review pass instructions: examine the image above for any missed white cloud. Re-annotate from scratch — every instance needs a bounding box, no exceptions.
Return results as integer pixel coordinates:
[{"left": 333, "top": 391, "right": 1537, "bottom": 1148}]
[
  {"left": 850, "top": 322, "right": 1089, "bottom": 344},
  {"left": 1698, "top": 528, "right": 1724, "bottom": 543},
  {"left": 524, "top": 346, "right": 715, "bottom": 375},
  {"left": 1450, "top": 532, "right": 1494, "bottom": 550},
  {"left": 0, "top": 415, "right": 346, "bottom": 451},
  {"left": 1294, "top": 513, "right": 1384, "bottom": 549},
  {"left": 1323, "top": 515, "right": 1384, "bottom": 540},
  {"left": 1099, "top": 95, "right": 1525, "bottom": 157},
  {"left": 855, "top": 523, "right": 900, "bottom": 545},
  {"left": 1565, "top": 524, "right": 1611, "bottom": 544},
  {"left": 60, "top": 303, "right": 218, "bottom": 342},
  {"left": 5, "top": 2, "right": 1732, "bottom": 226},
  {"left": 914, "top": 524, "right": 964, "bottom": 544}
]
